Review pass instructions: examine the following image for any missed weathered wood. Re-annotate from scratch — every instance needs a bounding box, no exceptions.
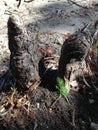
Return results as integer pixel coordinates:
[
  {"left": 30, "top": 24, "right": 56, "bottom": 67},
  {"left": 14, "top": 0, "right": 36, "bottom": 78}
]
[
  {"left": 8, "top": 14, "right": 42, "bottom": 89},
  {"left": 58, "top": 21, "right": 98, "bottom": 81}
]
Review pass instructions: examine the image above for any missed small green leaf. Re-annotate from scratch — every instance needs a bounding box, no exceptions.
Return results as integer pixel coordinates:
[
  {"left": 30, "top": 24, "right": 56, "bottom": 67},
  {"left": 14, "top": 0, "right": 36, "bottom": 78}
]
[
  {"left": 56, "top": 77, "right": 68, "bottom": 95},
  {"left": 56, "top": 77, "right": 70, "bottom": 105}
]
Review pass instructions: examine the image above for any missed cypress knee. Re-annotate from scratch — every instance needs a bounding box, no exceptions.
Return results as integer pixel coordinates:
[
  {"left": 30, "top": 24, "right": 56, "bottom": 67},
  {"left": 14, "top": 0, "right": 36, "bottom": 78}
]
[
  {"left": 58, "top": 21, "right": 98, "bottom": 81},
  {"left": 8, "top": 14, "right": 42, "bottom": 89}
]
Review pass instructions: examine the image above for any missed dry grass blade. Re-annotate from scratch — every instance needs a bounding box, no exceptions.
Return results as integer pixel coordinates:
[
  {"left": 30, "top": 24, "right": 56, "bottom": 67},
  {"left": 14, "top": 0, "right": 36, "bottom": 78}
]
[
  {"left": 33, "top": 119, "right": 38, "bottom": 130},
  {"left": 72, "top": 109, "right": 76, "bottom": 128},
  {"left": 17, "top": 96, "right": 31, "bottom": 115},
  {"left": 49, "top": 95, "right": 61, "bottom": 109},
  {"left": 82, "top": 74, "right": 91, "bottom": 88},
  {"left": 92, "top": 82, "right": 98, "bottom": 91},
  {"left": 29, "top": 79, "right": 41, "bottom": 92}
]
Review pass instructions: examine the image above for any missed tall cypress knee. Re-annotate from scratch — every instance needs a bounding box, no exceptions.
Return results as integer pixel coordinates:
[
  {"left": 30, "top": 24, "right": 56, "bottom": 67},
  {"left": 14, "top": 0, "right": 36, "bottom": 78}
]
[{"left": 8, "top": 14, "right": 41, "bottom": 89}]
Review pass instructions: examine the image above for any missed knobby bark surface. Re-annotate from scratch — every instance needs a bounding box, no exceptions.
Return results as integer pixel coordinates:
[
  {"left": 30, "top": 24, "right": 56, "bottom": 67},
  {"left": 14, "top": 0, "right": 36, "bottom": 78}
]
[
  {"left": 58, "top": 22, "right": 98, "bottom": 81},
  {"left": 8, "top": 14, "right": 43, "bottom": 89}
]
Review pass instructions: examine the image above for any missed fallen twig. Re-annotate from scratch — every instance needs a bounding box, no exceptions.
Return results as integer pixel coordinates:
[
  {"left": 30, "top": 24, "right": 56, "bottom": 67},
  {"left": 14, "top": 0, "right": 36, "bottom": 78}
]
[
  {"left": 17, "top": 0, "right": 23, "bottom": 8},
  {"left": 68, "top": 0, "right": 88, "bottom": 9},
  {"left": 24, "top": 0, "right": 34, "bottom": 3}
]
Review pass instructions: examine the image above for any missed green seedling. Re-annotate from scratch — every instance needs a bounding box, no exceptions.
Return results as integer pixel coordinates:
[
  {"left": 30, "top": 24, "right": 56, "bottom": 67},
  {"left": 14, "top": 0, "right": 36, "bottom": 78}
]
[{"left": 56, "top": 77, "right": 70, "bottom": 105}]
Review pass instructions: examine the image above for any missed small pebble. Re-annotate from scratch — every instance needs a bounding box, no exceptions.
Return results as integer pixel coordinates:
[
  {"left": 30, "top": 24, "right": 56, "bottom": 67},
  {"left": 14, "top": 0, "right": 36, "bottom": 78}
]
[
  {"left": 36, "top": 102, "right": 40, "bottom": 108},
  {"left": 89, "top": 99, "right": 95, "bottom": 104}
]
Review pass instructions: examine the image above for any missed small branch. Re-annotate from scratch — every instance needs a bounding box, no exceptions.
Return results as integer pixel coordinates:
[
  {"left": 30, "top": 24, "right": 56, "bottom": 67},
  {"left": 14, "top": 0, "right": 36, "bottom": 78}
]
[
  {"left": 24, "top": 0, "right": 34, "bottom": 3},
  {"left": 17, "top": 0, "right": 24, "bottom": 8},
  {"left": 68, "top": 0, "right": 88, "bottom": 9}
]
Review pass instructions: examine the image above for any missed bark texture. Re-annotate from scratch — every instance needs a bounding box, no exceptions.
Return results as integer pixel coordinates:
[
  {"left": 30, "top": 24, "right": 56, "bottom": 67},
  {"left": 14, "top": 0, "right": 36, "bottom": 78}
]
[
  {"left": 8, "top": 14, "right": 42, "bottom": 88},
  {"left": 58, "top": 22, "right": 98, "bottom": 81}
]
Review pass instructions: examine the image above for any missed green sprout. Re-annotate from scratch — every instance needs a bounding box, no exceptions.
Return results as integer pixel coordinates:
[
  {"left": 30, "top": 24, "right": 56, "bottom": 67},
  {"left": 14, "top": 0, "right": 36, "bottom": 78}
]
[{"left": 56, "top": 77, "right": 70, "bottom": 105}]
